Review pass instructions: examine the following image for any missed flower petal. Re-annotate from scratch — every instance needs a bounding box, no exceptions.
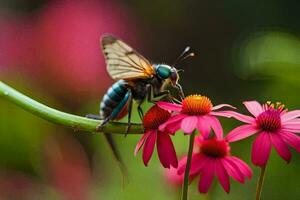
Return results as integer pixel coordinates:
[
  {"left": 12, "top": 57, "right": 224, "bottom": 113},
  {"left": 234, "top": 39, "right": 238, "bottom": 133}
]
[
  {"left": 165, "top": 121, "right": 182, "bottom": 134},
  {"left": 159, "top": 114, "right": 186, "bottom": 132},
  {"left": 270, "top": 133, "right": 291, "bottom": 163},
  {"left": 212, "top": 104, "right": 236, "bottom": 110},
  {"left": 230, "top": 156, "right": 252, "bottom": 179},
  {"left": 282, "top": 118, "right": 300, "bottom": 132},
  {"left": 190, "top": 154, "right": 208, "bottom": 176},
  {"left": 243, "top": 101, "right": 263, "bottom": 117},
  {"left": 134, "top": 131, "right": 150, "bottom": 156},
  {"left": 142, "top": 130, "right": 157, "bottom": 166},
  {"left": 280, "top": 131, "right": 300, "bottom": 153},
  {"left": 157, "top": 101, "right": 182, "bottom": 112},
  {"left": 177, "top": 156, "right": 187, "bottom": 175},
  {"left": 281, "top": 110, "right": 300, "bottom": 122},
  {"left": 251, "top": 132, "right": 272, "bottom": 167},
  {"left": 197, "top": 116, "right": 211, "bottom": 138},
  {"left": 157, "top": 132, "right": 178, "bottom": 168},
  {"left": 225, "top": 125, "right": 258, "bottom": 142},
  {"left": 181, "top": 116, "right": 198, "bottom": 134},
  {"left": 215, "top": 159, "right": 230, "bottom": 193},
  {"left": 207, "top": 116, "right": 223, "bottom": 139},
  {"left": 221, "top": 158, "right": 245, "bottom": 183},
  {"left": 198, "top": 158, "right": 215, "bottom": 193},
  {"left": 212, "top": 111, "right": 255, "bottom": 124}
]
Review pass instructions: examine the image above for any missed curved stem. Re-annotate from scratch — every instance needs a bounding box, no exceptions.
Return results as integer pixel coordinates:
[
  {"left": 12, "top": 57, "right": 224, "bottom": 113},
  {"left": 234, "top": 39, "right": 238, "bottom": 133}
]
[
  {"left": 256, "top": 165, "right": 267, "bottom": 200},
  {"left": 0, "top": 81, "right": 143, "bottom": 134},
  {"left": 181, "top": 130, "right": 196, "bottom": 200}
]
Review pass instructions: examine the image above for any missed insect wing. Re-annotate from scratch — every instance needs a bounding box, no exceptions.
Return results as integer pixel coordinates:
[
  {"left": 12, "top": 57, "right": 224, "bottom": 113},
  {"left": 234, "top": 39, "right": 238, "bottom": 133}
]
[{"left": 101, "top": 35, "right": 155, "bottom": 80}]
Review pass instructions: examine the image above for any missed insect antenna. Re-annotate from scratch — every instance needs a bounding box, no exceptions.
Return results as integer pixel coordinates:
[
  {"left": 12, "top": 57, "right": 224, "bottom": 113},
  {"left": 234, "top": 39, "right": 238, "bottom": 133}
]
[{"left": 172, "top": 46, "right": 195, "bottom": 68}]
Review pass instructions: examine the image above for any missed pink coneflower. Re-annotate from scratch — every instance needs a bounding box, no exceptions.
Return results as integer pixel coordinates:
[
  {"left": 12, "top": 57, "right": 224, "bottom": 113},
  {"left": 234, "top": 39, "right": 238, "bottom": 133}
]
[
  {"left": 165, "top": 165, "right": 184, "bottom": 187},
  {"left": 134, "top": 105, "right": 178, "bottom": 168},
  {"left": 225, "top": 101, "right": 300, "bottom": 167},
  {"left": 178, "top": 136, "right": 252, "bottom": 193},
  {"left": 158, "top": 95, "right": 235, "bottom": 138}
]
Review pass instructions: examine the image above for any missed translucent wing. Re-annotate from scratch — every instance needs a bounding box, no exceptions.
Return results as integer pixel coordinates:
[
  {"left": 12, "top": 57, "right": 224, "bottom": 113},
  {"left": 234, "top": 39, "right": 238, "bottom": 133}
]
[{"left": 101, "top": 35, "right": 155, "bottom": 80}]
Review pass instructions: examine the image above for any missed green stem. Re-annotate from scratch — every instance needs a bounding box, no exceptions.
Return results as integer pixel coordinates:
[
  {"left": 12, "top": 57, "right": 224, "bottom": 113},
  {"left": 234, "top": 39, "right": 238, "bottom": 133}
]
[
  {"left": 0, "top": 81, "right": 143, "bottom": 134},
  {"left": 181, "top": 130, "right": 196, "bottom": 200},
  {"left": 255, "top": 165, "right": 267, "bottom": 200}
]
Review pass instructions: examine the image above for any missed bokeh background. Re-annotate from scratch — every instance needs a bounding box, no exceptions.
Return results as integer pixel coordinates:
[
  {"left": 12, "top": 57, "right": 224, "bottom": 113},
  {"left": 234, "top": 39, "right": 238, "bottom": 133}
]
[{"left": 1, "top": 0, "right": 300, "bottom": 199}]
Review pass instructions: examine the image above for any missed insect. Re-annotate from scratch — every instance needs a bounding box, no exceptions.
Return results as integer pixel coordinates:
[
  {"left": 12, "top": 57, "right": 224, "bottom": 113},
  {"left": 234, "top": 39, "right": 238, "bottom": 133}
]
[{"left": 88, "top": 34, "right": 193, "bottom": 174}]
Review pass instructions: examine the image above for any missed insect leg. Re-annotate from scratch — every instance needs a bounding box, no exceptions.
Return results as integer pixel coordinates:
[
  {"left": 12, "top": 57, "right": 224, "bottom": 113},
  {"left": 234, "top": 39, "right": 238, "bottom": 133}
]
[
  {"left": 87, "top": 114, "right": 112, "bottom": 132},
  {"left": 96, "top": 115, "right": 113, "bottom": 131},
  {"left": 125, "top": 90, "right": 133, "bottom": 136},
  {"left": 175, "top": 83, "right": 185, "bottom": 100},
  {"left": 146, "top": 84, "right": 181, "bottom": 103},
  {"left": 137, "top": 102, "right": 144, "bottom": 120},
  {"left": 86, "top": 114, "right": 102, "bottom": 120}
]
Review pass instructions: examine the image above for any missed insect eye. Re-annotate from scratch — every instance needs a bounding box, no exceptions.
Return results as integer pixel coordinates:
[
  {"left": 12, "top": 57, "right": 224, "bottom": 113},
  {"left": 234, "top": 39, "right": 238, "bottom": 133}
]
[{"left": 156, "top": 65, "right": 171, "bottom": 79}]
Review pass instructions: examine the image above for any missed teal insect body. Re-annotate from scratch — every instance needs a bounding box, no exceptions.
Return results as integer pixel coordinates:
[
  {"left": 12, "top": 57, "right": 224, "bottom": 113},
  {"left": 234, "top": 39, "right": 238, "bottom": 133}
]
[
  {"left": 100, "top": 80, "right": 130, "bottom": 120},
  {"left": 99, "top": 64, "right": 179, "bottom": 123}
]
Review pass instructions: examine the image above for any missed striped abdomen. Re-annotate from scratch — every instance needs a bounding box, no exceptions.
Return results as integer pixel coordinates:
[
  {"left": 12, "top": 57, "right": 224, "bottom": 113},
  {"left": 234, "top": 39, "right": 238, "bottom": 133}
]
[{"left": 100, "top": 80, "right": 129, "bottom": 119}]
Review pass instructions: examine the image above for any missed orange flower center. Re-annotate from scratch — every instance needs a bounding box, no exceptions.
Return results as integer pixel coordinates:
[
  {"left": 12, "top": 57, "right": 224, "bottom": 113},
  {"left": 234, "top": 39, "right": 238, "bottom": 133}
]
[
  {"left": 143, "top": 105, "right": 171, "bottom": 130},
  {"left": 181, "top": 95, "right": 213, "bottom": 115},
  {"left": 199, "top": 138, "right": 230, "bottom": 158}
]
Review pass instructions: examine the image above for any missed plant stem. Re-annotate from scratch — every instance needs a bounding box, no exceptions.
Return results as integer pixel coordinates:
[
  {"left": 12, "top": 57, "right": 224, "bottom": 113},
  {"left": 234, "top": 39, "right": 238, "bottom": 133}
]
[
  {"left": 0, "top": 81, "right": 143, "bottom": 134},
  {"left": 181, "top": 130, "right": 196, "bottom": 200},
  {"left": 256, "top": 165, "right": 267, "bottom": 200}
]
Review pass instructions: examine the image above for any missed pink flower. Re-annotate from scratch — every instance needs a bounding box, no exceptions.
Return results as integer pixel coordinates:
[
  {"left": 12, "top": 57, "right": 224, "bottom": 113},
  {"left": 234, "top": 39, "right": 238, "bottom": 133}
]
[
  {"left": 158, "top": 95, "right": 236, "bottom": 138},
  {"left": 178, "top": 136, "right": 252, "bottom": 193},
  {"left": 135, "top": 105, "right": 178, "bottom": 168},
  {"left": 164, "top": 165, "right": 184, "bottom": 187},
  {"left": 225, "top": 101, "right": 300, "bottom": 167}
]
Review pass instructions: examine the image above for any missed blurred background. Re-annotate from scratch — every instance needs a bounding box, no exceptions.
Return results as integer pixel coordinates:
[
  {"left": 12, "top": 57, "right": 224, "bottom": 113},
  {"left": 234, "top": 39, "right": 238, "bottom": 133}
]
[{"left": 0, "top": 0, "right": 300, "bottom": 199}]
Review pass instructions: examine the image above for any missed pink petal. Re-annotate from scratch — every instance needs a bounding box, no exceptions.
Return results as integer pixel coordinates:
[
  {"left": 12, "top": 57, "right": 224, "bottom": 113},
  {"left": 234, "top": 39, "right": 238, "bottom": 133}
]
[
  {"left": 282, "top": 118, "right": 300, "bottom": 132},
  {"left": 280, "top": 131, "right": 300, "bottom": 153},
  {"left": 159, "top": 114, "right": 186, "bottom": 132},
  {"left": 225, "top": 125, "right": 258, "bottom": 142},
  {"left": 142, "top": 130, "right": 157, "bottom": 166},
  {"left": 177, "top": 156, "right": 187, "bottom": 175},
  {"left": 230, "top": 156, "right": 252, "bottom": 179},
  {"left": 270, "top": 133, "right": 291, "bottom": 163},
  {"left": 134, "top": 131, "right": 150, "bottom": 156},
  {"left": 181, "top": 116, "right": 198, "bottom": 134},
  {"left": 176, "top": 155, "right": 199, "bottom": 184},
  {"left": 215, "top": 159, "right": 230, "bottom": 193},
  {"left": 165, "top": 122, "right": 181, "bottom": 134},
  {"left": 207, "top": 116, "right": 223, "bottom": 139},
  {"left": 221, "top": 158, "right": 245, "bottom": 183},
  {"left": 243, "top": 101, "right": 263, "bottom": 117},
  {"left": 157, "top": 132, "right": 178, "bottom": 168},
  {"left": 197, "top": 116, "right": 211, "bottom": 138},
  {"left": 281, "top": 110, "right": 300, "bottom": 122},
  {"left": 212, "top": 104, "right": 236, "bottom": 110},
  {"left": 198, "top": 158, "right": 215, "bottom": 193},
  {"left": 157, "top": 101, "right": 182, "bottom": 112},
  {"left": 190, "top": 154, "right": 208, "bottom": 176},
  {"left": 212, "top": 111, "right": 255, "bottom": 124},
  {"left": 251, "top": 132, "right": 272, "bottom": 167}
]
